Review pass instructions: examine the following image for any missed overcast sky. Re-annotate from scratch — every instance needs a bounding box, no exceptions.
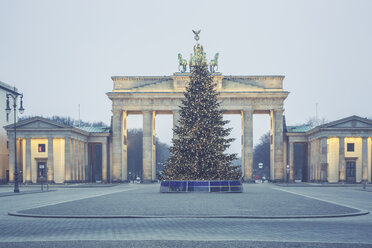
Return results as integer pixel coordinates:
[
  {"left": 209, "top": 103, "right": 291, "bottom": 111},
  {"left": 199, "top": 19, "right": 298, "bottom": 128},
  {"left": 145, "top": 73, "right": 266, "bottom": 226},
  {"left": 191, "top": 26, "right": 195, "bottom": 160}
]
[{"left": 1, "top": 0, "right": 371, "bottom": 155}]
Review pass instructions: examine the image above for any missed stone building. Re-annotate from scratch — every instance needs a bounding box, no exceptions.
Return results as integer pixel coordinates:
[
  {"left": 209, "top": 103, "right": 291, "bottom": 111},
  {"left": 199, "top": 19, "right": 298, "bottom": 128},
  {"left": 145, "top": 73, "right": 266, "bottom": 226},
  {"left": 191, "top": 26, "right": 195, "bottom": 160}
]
[
  {"left": 4, "top": 117, "right": 110, "bottom": 183},
  {"left": 107, "top": 73, "right": 288, "bottom": 183},
  {"left": 0, "top": 81, "right": 19, "bottom": 183},
  {"left": 286, "top": 116, "right": 372, "bottom": 183}
]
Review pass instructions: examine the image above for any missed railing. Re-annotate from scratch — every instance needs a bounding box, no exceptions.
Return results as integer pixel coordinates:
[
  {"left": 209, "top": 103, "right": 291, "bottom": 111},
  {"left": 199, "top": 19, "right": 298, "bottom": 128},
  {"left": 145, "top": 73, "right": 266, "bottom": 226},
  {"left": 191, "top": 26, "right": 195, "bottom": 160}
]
[{"left": 160, "top": 180, "right": 243, "bottom": 193}]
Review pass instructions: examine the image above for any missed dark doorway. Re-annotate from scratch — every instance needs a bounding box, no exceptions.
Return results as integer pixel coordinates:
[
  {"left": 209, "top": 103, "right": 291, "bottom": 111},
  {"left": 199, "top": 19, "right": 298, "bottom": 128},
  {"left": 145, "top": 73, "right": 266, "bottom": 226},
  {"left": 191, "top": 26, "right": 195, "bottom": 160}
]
[
  {"left": 346, "top": 161, "right": 356, "bottom": 183},
  {"left": 127, "top": 129, "right": 143, "bottom": 180},
  {"left": 88, "top": 143, "right": 102, "bottom": 182},
  {"left": 293, "top": 143, "right": 308, "bottom": 182}
]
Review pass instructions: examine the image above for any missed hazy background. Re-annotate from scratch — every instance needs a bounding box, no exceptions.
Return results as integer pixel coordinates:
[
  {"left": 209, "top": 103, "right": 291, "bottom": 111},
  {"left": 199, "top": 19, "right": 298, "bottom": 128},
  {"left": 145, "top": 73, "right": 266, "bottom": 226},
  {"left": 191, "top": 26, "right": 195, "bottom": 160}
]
[{"left": 1, "top": 0, "right": 371, "bottom": 155}]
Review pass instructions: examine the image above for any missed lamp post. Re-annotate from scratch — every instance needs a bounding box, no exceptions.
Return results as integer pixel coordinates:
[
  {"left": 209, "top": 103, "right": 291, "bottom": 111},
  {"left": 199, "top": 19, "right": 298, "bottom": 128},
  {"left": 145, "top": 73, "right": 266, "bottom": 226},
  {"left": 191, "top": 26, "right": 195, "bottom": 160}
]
[{"left": 5, "top": 91, "right": 24, "bottom": 193}]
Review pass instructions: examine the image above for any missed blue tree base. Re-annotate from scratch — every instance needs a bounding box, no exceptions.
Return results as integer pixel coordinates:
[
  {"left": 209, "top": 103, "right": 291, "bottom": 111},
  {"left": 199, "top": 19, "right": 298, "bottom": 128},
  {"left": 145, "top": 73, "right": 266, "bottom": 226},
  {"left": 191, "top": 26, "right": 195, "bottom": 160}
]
[{"left": 160, "top": 180, "right": 243, "bottom": 193}]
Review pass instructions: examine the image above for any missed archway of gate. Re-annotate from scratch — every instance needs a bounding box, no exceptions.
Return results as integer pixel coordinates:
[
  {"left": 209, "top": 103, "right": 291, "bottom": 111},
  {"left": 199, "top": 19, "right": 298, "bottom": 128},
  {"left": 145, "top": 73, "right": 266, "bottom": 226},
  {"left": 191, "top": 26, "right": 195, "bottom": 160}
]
[{"left": 108, "top": 74, "right": 288, "bottom": 182}]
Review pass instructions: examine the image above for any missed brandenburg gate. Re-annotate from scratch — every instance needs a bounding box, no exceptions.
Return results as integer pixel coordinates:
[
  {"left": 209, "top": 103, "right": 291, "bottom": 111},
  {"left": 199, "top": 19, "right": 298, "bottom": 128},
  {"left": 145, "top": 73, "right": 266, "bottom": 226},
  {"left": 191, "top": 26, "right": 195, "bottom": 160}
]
[
  {"left": 107, "top": 73, "right": 288, "bottom": 182},
  {"left": 107, "top": 32, "right": 289, "bottom": 182}
]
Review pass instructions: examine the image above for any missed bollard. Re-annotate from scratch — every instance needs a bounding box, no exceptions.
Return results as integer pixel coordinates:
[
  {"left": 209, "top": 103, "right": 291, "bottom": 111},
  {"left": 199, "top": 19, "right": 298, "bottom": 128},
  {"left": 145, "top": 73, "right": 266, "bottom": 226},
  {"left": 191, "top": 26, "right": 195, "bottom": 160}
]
[{"left": 363, "top": 180, "right": 366, "bottom": 190}]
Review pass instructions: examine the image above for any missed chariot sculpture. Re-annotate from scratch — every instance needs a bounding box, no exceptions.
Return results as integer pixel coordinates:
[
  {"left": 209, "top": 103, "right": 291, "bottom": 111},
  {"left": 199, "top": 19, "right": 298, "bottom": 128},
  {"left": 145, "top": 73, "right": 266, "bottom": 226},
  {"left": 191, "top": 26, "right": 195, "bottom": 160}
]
[{"left": 177, "top": 30, "right": 219, "bottom": 73}]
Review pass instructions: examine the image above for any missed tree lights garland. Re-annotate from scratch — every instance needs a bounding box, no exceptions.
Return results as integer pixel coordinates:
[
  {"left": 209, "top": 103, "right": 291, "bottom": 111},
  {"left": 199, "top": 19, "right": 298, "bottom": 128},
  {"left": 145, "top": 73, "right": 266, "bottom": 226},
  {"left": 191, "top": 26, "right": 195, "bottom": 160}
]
[{"left": 161, "top": 44, "right": 240, "bottom": 180}]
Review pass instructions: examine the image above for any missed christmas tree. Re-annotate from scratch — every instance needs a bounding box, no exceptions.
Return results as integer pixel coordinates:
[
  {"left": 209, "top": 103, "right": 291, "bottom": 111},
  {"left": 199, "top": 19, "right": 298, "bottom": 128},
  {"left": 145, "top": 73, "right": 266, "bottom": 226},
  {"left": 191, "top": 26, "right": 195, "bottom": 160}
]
[{"left": 162, "top": 39, "right": 241, "bottom": 181}]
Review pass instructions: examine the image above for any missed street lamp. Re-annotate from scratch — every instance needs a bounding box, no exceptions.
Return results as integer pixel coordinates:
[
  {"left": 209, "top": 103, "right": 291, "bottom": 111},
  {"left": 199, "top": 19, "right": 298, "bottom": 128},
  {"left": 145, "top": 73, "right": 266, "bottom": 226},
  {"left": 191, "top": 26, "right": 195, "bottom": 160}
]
[{"left": 6, "top": 91, "right": 24, "bottom": 193}]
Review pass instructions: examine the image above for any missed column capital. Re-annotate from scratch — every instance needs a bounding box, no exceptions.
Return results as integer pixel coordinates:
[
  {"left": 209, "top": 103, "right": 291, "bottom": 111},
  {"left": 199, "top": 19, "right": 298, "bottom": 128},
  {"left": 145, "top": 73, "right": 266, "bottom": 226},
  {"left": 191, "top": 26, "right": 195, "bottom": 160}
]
[
  {"left": 272, "top": 108, "right": 284, "bottom": 113},
  {"left": 112, "top": 109, "right": 122, "bottom": 116}
]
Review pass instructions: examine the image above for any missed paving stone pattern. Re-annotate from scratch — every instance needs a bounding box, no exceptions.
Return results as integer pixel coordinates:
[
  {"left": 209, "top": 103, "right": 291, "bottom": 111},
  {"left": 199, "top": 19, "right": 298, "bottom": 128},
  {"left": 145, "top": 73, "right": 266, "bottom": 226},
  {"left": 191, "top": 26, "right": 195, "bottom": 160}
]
[
  {"left": 1, "top": 183, "right": 372, "bottom": 246},
  {"left": 18, "top": 184, "right": 359, "bottom": 217}
]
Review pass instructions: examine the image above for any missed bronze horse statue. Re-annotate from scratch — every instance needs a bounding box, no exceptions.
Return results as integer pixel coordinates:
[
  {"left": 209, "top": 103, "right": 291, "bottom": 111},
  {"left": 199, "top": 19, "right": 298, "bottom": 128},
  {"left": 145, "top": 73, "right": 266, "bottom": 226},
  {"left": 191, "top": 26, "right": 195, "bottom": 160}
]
[
  {"left": 178, "top": 53, "right": 187, "bottom": 73},
  {"left": 209, "top": 53, "right": 219, "bottom": 73}
]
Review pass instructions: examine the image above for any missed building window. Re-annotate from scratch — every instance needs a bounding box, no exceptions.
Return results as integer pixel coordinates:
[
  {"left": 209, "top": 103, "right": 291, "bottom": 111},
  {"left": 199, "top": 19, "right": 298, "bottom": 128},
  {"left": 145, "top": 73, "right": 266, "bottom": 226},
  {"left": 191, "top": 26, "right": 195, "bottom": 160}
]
[
  {"left": 347, "top": 143, "right": 354, "bottom": 152},
  {"left": 38, "top": 144, "right": 46, "bottom": 152}
]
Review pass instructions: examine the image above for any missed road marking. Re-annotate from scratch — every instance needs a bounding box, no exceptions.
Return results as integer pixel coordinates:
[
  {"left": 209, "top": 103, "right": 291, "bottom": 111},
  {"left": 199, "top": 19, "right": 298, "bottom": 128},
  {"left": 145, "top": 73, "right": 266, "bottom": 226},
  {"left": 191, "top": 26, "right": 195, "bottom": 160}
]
[
  {"left": 13, "top": 186, "right": 138, "bottom": 212},
  {"left": 273, "top": 187, "right": 370, "bottom": 213}
]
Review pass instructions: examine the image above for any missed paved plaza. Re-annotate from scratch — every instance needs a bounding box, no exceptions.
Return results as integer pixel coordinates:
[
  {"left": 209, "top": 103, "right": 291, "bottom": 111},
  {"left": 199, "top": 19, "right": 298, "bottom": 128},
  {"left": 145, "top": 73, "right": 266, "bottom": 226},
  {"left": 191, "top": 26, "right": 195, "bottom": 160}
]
[{"left": 0, "top": 183, "right": 372, "bottom": 247}]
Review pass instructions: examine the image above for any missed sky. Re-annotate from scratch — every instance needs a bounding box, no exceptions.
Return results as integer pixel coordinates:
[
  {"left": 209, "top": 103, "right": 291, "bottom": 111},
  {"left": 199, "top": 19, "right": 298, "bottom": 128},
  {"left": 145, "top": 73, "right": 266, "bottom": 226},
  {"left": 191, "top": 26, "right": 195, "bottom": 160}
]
[{"left": 1, "top": 0, "right": 371, "bottom": 155}]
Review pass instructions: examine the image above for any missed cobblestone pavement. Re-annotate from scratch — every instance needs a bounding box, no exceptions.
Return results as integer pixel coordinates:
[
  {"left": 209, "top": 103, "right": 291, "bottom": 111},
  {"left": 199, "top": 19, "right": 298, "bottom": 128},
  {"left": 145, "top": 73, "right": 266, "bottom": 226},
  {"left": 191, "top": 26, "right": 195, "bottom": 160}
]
[
  {"left": 14, "top": 183, "right": 364, "bottom": 218},
  {"left": 0, "top": 183, "right": 371, "bottom": 247}
]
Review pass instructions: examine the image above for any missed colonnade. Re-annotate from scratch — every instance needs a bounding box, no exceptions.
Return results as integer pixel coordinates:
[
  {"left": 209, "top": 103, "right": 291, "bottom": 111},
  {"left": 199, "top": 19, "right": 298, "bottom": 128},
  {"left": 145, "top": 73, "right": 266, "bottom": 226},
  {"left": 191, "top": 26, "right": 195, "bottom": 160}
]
[
  {"left": 111, "top": 109, "right": 285, "bottom": 182},
  {"left": 7, "top": 136, "right": 108, "bottom": 183},
  {"left": 64, "top": 137, "right": 87, "bottom": 183},
  {"left": 288, "top": 136, "right": 371, "bottom": 183}
]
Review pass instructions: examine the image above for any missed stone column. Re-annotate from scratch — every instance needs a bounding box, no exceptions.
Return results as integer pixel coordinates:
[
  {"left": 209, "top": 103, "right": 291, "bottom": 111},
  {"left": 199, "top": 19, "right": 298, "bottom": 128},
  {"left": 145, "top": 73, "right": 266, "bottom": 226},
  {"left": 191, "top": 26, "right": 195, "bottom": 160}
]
[
  {"left": 84, "top": 142, "right": 88, "bottom": 182},
  {"left": 75, "top": 141, "right": 78, "bottom": 182},
  {"left": 152, "top": 112, "right": 156, "bottom": 181},
  {"left": 122, "top": 111, "right": 128, "bottom": 181},
  {"left": 321, "top": 137, "right": 328, "bottom": 182},
  {"left": 65, "top": 137, "right": 71, "bottom": 182},
  {"left": 16, "top": 139, "right": 22, "bottom": 182},
  {"left": 339, "top": 137, "right": 345, "bottom": 182},
  {"left": 283, "top": 137, "right": 288, "bottom": 179},
  {"left": 25, "top": 137, "right": 31, "bottom": 183},
  {"left": 78, "top": 141, "right": 82, "bottom": 182},
  {"left": 143, "top": 110, "right": 155, "bottom": 182},
  {"left": 102, "top": 141, "right": 107, "bottom": 182},
  {"left": 8, "top": 137, "right": 14, "bottom": 182},
  {"left": 111, "top": 110, "right": 122, "bottom": 182},
  {"left": 362, "top": 137, "right": 368, "bottom": 181},
  {"left": 81, "top": 142, "right": 85, "bottom": 182},
  {"left": 242, "top": 110, "right": 253, "bottom": 181},
  {"left": 307, "top": 141, "right": 311, "bottom": 182},
  {"left": 316, "top": 139, "right": 321, "bottom": 181},
  {"left": 309, "top": 140, "right": 313, "bottom": 181},
  {"left": 172, "top": 110, "right": 180, "bottom": 140},
  {"left": 73, "top": 140, "right": 77, "bottom": 181},
  {"left": 76, "top": 141, "right": 79, "bottom": 182},
  {"left": 48, "top": 137, "right": 54, "bottom": 182},
  {"left": 289, "top": 141, "right": 294, "bottom": 182},
  {"left": 271, "top": 109, "right": 285, "bottom": 181},
  {"left": 302, "top": 143, "right": 308, "bottom": 181},
  {"left": 77, "top": 140, "right": 82, "bottom": 182},
  {"left": 81, "top": 141, "right": 84, "bottom": 182}
]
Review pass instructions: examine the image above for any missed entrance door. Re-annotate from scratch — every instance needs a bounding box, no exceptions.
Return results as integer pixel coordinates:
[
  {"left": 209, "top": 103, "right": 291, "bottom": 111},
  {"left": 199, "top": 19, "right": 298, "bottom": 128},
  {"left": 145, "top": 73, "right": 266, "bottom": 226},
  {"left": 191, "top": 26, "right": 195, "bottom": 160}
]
[
  {"left": 346, "top": 161, "right": 356, "bottom": 183},
  {"left": 88, "top": 144, "right": 102, "bottom": 182},
  {"left": 37, "top": 162, "right": 47, "bottom": 183}
]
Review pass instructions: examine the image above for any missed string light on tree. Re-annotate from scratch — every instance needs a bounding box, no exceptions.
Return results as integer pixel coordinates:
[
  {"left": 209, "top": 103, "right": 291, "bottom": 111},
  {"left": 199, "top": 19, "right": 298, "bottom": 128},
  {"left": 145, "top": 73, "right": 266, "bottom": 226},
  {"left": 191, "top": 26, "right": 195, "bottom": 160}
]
[{"left": 162, "top": 30, "right": 240, "bottom": 181}]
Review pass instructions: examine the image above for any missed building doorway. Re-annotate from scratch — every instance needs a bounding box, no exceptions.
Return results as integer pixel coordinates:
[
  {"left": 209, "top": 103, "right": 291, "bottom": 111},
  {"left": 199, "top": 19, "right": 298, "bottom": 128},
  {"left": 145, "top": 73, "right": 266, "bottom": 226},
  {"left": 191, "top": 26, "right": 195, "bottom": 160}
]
[
  {"left": 88, "top": 143, "right": 102, "bottom": 182},
  {"left": 292, "top": 143, "right": 309, "bottom": 182},
  {"left": 36, "top": 161, "right": 47, "bottom": 183},
  {"left": 346, "top": 161, "right": 356, "bottom": 183}
]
